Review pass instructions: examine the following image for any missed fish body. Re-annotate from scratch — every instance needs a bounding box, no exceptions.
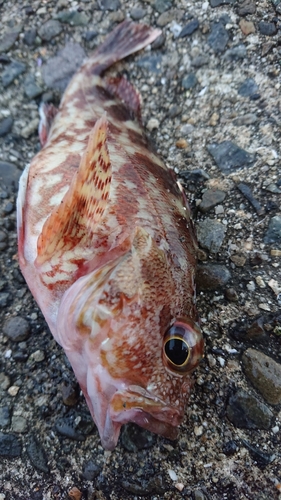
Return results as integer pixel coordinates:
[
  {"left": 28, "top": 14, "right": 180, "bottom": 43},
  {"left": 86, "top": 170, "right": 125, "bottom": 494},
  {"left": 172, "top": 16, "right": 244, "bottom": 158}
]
[{"left": 17, "top": 21, "right": 204, "bottom": 450}]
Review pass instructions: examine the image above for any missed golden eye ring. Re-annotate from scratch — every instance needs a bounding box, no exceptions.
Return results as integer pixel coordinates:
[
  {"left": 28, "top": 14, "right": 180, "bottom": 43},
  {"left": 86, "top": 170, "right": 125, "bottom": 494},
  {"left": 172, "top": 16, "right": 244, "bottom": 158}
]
[{"left": 163, "top": 318, "right": 204, "bottom": 374}]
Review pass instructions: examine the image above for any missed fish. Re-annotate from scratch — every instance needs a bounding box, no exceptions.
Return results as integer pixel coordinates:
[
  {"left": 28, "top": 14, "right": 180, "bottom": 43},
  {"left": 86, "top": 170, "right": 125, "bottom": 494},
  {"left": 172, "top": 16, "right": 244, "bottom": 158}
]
[{"left": 17, "top": 20, "right": 204, "bottom": 450}]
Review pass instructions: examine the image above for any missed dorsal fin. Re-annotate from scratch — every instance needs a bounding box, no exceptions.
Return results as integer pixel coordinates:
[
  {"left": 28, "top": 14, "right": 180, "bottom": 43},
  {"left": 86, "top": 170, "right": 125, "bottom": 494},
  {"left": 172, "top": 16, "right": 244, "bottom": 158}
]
[{"left": 36, "top": 115, "right": 111, "bottom": 266}]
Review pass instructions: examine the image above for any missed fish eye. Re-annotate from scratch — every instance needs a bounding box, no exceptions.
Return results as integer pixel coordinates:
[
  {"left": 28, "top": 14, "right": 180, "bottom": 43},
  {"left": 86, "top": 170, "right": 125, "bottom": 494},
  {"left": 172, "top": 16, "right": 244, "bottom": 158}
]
[{"left": 163, "top": 318, "right": 204, "bottom": 374}]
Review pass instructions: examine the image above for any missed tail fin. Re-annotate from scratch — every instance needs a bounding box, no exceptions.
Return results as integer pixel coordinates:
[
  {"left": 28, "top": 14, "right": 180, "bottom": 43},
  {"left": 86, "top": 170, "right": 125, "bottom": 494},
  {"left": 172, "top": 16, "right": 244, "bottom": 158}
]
[{"left": 84, "top": 20, "right": 161, "bottom": 74}]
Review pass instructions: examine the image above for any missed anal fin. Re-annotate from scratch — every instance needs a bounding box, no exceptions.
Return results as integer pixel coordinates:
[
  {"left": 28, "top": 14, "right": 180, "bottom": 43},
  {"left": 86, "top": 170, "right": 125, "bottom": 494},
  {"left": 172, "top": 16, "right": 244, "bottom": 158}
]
[{"left": 36, "top": 115, "right": 111, "bottom": 266}]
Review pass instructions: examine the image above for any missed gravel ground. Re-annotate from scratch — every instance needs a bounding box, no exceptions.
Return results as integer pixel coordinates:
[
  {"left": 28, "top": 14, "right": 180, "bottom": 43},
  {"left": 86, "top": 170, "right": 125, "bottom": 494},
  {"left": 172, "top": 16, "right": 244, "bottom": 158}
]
[{"left": 0, "top": 0, "right": 281, "bottom": 499}]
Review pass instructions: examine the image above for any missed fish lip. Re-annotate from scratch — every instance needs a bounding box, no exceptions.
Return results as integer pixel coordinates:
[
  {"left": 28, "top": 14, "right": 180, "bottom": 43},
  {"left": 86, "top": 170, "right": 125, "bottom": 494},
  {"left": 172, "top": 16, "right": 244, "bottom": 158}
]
[{"left": 109, "top": 385, "right": 183, "bottom": 432}]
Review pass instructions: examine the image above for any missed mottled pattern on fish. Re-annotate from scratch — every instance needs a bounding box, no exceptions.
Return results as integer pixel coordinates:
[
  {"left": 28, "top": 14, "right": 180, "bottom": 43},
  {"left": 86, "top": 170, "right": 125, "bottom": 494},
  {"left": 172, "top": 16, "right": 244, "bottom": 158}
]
[{"left": 17, "top": 21, "right": 203, "bottom": 450}]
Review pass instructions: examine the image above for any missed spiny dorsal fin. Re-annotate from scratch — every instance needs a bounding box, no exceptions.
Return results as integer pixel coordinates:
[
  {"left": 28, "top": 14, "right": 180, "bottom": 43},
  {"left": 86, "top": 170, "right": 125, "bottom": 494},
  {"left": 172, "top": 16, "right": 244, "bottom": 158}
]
[{"left": 36, "top": 115, "right": 111, "bottom": 266}]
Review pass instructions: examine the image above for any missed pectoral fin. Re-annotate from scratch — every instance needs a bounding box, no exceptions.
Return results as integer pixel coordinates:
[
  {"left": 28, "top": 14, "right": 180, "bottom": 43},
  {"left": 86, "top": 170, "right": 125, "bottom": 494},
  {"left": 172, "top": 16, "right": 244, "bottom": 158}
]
[{"left": 36, "top": 115, "right": 111, "bottom": 266}]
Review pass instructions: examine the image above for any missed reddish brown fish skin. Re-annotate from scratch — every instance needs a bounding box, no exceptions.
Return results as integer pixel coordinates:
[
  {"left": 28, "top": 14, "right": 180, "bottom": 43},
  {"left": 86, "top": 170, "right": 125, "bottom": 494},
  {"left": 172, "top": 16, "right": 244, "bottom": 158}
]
[{"left": 17, "top": 20, "right": 203, "bottom": 450}]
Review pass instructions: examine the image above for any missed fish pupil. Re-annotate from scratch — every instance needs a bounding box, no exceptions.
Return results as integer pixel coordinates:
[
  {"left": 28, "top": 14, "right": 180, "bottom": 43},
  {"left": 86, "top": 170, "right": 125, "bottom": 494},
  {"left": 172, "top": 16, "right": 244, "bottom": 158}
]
[{"left": 165, "top": 338, "right": 189, "bottom": 366}]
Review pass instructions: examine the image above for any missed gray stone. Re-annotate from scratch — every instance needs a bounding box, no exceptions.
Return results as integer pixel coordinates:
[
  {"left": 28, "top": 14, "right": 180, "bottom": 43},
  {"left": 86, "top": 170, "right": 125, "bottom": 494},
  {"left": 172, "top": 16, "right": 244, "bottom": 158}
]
[
  {"left": 0, "top": 230, "right": 7, "bottom": 251},
  {"left": 197, "top": 219, "right": 226, "bottom": 253},
  {"left": 196, "top": 264, "right": 231, "bottom": 291},
  {"left": 0, "top": 116, "right": 13, "bottom": 137},
  {"left": 82, "top": 460, "right": 102, "bottom": 480},
  {"left": 259, "top": 21, "right": 278, "bottom": 36},
  {"left": 237, "top": 183, "right": 263, "bottom": 215},
  {"left": 29, "top": 350, "right": 45, "bottom": 363},
  {"left": 0, "top": 293, "right": 10, "bottom": 307},
  {"left": 121, "top": 423, "right": 156, "bottom": 452},
  {"left": 233, "top": 113, "right": 258, "bottom": 126},
  {"left": 156, "top": 11, "right": 174, "bottom": 27},
  {"left": 151, "top": 32, "right": 166, "bottom": 50},
  {"left": 208, "top": 22, "right": 229, "bottom": 53},
  {"left": 226, "top": 390, "right": 273, "bottom": 430},
  {"left": 210, "top": 0, "right": 235, "bottom": 5},
  {"left": 2, "top": 61, "right": 26, "bottom": 87},
  {"left": 224, "top": 44, "right": 247, "bottom": 60},
  {"left": 199, "top": 189, "right": 226, "bottom": 213},
  {"left": 0, "top": 406, "right": 11, "bottom": 427},
  {"left": 238, "top": 78, "right": 258, "bottom": 97},
  {"left": 207, "top": 140, "right": 256, "bottom": 173},
  {"left": 168, "top": 104, "right": 181, "bottom": 118},
  {"left": 26, "top": 434, "right": 49, "bottom": 473},
  {"left": 56, "top": 10, "right": 90, "bottom": 26},
  {"left": 238, "top": 0, "right": 256, "bottom": 16},
  {"left": 136, "top": 54, "right": 163, "bottom": 74},
  {"left": 98, "top": 0, "right": 121, "bottom": 10},
  {"left": 266, "top": 183, "right": 281, "bottom": 194},
  {"left": 42, "top": 43, "right": 86, "bottom": 92},
  {"left": 0, "top": 433, "right": 22, "bottom": 457},
  {"left": 38, "top": 20, "right": 62, "bottom": 42},
  {"left": 182, "top": 73, "right": 198, "bottom": 89},
  {"left": 264, "top": 216, "right": 281, "bottom": 246},
  {"left": 192, "top": 55, "right": 209, "bottom": 67},
  {"left": 130, "top": 7, "right": 146, "bottom": 20},
  {"left": 24, "top": 74, "right": 43, "bottom": 99},
  {"left": 242, "top": 348, "right": 281, "bottom": 405},
  {"left": 83, "top": 30, "right": 98, "bottom": 42},
  {"left": 194, "top": 490, "right": 205, "bottom": 500},
  {"left": 152, "top": 0, "right": 172, "bottom": 13},
  {"left": 0, "top": 25, "right": 22, "bottom": 53},
  {"left": 179, "top": 19, "right": 199, "bottom": 37},
  {"left": 11, "top": 415, "right": 28, "bottom": 433},
  {"left": 23, "top": 28, "right": 37, "bottom": 46},
  {"left": 242, "top": 441, "right": 276, "bottom": 468},
  {"left": 3, "top": 316, "right": 30, "bottom": 342},
  {"left": 3, "top": 201, "right": 14, "bottom": 214},
  {"left": 246, "top": 317, "right": 267, "bottom": 342}
]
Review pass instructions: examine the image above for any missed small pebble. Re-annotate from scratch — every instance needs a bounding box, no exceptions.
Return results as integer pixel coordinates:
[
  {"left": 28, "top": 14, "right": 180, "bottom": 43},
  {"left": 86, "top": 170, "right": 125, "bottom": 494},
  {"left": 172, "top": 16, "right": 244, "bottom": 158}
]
[
  {"left": 256, "top": 276, "right": 266, "bottom": 288},
  {"left": 182, "top": 73, "right": 198, "bottom": 89},
  {"left": 196, "top": 264, "right": 231, "bottom": 291},
  {"left": 238, "top": 78, "right": 258, "bottom": 97},
  {"left": 21, "top": 118, "right": 39, "bottom": 138},
  {"left": 0, "top": 116, "right": 13, "bottom": 137},
  {"left": 197, "top": 219, "right": 226, "bottom": 253},
  {"left": 208, "top": 22, "right": 229, "bottom": 53},
  {"left": 258, "top": 303, "right": 271, "bottom": 312},
  {"left": 225, "top": 287, "right": 238, "bottom": 302},
  {"left": 258, "top": 21, "right": 277, "bottom": 36},
  {"left": 3, "top": 316, "right": 30, "bottom": 342},
  {"left": 68, "top": 487, "right": 82, "bottom": 500},
  {"left": 194, "top": 425, "right": 203, "bottom": 436},
  {"left": 0, "top": 432, "right": 22, "bottom": 458},
  {"left": 8, "top": 386, "right": 20, "bottom": 397},
  {"left": 199, "top": 189, "right": 226, "bottom": 213},
  {"left": 238, "top": 0, "right": 256, "bottom": 16},
  {"left": 230, "top": 254, "right": 247, "bottom": 267},
  {"left": 207, "top": 141, "right": 255, "bottom": 173},
  {"left": 38, "top": 20, "right": 62, "bottom": 41},
  {"left": 168, "top": 469, "right": 178, "bottom": 481},
  {"left": 146, "top": 118, "right": 159, "bottom": 131},
  {"left": 11, "top": 415, "right": 28, "bottom": 433},
  {"left": 176, "top": 138, "right": 188, "bottom": 149},
  {"left": 29, "top": 350, "right": 45, "bottom": 362},
  {"left": 179, "top": 19, "right": 199, "bottom": 38},
  {"left": 239, "top": 19, "right": 255, "bottom": 35},
  {"left": 242, "top": 348, "right": 281, "bottom": 404}
]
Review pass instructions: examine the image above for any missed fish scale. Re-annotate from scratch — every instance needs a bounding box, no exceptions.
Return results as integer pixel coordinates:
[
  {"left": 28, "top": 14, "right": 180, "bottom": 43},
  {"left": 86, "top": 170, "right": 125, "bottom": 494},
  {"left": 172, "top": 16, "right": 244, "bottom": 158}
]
[{"left": 17, "top": 20, "right": 204, "bottom": 450}]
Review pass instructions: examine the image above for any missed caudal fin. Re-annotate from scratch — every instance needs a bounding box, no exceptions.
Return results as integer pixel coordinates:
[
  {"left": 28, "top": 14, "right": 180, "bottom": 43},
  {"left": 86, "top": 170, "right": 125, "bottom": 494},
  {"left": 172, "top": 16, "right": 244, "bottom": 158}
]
[{"left": 84, "top": 20, "right": 161, "bottom": 74}]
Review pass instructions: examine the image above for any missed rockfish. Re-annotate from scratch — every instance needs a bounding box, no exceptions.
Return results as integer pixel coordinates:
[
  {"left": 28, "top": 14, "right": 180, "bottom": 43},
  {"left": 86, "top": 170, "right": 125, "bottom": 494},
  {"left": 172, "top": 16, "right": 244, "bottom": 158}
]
[{"left": 17, "top": 20, "right": 204, "bottom": 450}]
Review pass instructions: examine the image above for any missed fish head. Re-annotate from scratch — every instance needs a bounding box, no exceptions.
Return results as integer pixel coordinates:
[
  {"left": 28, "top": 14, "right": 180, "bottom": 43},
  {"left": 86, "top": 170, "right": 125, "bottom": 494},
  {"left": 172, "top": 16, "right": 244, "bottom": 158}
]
[{"left": 57, "top": 226, "right": 203, "bottom": 450}]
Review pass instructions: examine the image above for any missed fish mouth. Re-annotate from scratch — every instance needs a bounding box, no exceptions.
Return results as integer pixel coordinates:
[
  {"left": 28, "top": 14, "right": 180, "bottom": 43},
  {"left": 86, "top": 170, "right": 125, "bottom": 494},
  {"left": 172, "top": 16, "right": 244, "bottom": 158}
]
[{"left": 100, "top": 385, "right": 182, "bottom": 450}]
